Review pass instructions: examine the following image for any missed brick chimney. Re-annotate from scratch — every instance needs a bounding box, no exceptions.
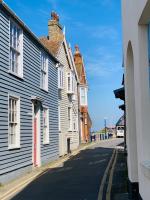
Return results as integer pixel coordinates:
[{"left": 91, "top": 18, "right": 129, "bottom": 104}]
[{"left": 48, "top": 11, "right": 63, "bottom": 41}]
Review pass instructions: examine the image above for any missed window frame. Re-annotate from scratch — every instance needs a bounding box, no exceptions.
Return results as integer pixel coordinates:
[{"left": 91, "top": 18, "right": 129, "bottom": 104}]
[
  {"left": 41, "top": 52, "right": 48, "bottom": 92},
  {"left": 8, "top": 94, "right": 20, "bottom": 149},
  {"left": 58, "top": 65, "right": 64, "bottom": 89},
  {"left": 43, "top": 107, "right": 50, "bottom": 144},
  {"left": 80, "top": 87, "right": 87, "bottom": 106},
  {"left": 58, "top": 105, "right": 61, "bottom": 132},
  {"left": 67, "top": 72, "right": 75, "bottom": 94},
  {"left": 68, "top": 106, "right": 72, "bottom": 131},
  {"left": 9, "top": 19, "right": 23, "bottom": 78}
]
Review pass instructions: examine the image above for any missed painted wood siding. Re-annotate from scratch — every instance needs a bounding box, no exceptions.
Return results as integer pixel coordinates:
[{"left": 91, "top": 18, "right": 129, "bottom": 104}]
[
  {"left": 0, "top": 9, "right": 59, "bottom": 179},
  {"left": 58, "top": 42, "right": 79, "bottom": 155}
]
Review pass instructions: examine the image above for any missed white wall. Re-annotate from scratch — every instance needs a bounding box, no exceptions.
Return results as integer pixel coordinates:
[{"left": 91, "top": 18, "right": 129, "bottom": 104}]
[
  {"left": 57, "top": 41, "right": 79, "bottom": 156},
  {"left": 122, "top": 0, "right": 150, "bottom": 199}
]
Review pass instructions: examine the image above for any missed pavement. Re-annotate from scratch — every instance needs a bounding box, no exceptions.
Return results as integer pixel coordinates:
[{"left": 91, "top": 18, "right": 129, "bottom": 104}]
[
  {"left": 0, "top": 138, "right": 127, "bottom": 200},
  {"left": 111, "top": 143, "right": 129, "bottom": 200}
]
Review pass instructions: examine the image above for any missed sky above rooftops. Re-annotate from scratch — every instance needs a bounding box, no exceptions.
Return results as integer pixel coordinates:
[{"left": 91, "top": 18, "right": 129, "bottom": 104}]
[{"left": 4, "top": 0, "right": 123, "bottom": 131}]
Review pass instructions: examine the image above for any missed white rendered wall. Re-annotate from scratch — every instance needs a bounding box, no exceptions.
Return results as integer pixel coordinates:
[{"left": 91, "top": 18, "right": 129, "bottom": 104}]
[{"left": 122, "top": 0, "right": 150, "bottom": 199}]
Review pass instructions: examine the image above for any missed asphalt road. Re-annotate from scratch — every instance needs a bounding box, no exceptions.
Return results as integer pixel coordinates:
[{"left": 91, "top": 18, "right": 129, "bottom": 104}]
[{"left": 12, "top": 138, "right": 123, "bottom": 200}]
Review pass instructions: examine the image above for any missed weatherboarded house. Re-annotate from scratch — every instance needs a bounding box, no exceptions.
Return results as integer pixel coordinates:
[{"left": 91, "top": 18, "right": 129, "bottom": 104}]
[
  {"left": 0, "top": 1, "right": 59, "bottom": 183},
  {"left": 40, "top": 12, "right": 80, "bottom": 156}
]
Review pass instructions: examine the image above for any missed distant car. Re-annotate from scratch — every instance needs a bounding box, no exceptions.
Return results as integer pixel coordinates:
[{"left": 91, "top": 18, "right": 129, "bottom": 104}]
[{"left": 116, "top": 126, "right": 124, "bottom": 137}]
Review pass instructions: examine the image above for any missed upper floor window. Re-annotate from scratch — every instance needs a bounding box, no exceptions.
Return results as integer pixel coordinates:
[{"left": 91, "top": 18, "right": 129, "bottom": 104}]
[
  {"left": 67, "top": 72, "right": 75, "bottom": 94},
  {"left": 58, "top": 65, "right": 64, "bottom": 89},
  {"left": 8, "top": 95, "right": 20, "bottom": 149},
  {"left": 9, "top": 21, "right": 23, "bottom": 77},
  {"left": 41, "top": 53, "right": 48, "bottom": 91},
  {"left": 43, "top": 107, "right": 49, "bottom": 144},
  {"left": 80, "top": 87, "right": 87, "bottom": 106}
]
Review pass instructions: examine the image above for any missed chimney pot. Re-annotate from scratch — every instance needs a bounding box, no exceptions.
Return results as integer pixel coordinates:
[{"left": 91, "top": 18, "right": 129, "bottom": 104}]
[
  {"left": 51, "top": 11, "right": 59, "bottom": 22},
  {"left": 75, "top": 45, "right": 80, "bottom": 52}
]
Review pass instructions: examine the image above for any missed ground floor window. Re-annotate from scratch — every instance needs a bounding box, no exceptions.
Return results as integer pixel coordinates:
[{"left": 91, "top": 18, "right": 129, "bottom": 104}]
[
  {"left": 43, "top": 107, "right": 49, "bottom": 144},
  {"left": 68, "top": 107, "right": 72, "bottom": 131},
  {"left": 8, "top": 95, "right": 20, "bottom": 149}
]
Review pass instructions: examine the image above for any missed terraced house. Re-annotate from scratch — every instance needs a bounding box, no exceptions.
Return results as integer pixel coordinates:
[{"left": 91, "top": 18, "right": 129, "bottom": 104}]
[
  {"left": 40, "top": 12, "right": 80, "bottom": 156},
  {"left": 0, "top": 1, "right": 59, "bottom": 183},
  {"left": 74, "top": 46, "right": 92, "bottom": 143}
]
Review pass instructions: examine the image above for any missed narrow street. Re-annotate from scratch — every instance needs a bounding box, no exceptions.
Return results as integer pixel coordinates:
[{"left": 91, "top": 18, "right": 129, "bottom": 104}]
[{"left": 11, "top": 139, "right": 123, "bottom": 200}]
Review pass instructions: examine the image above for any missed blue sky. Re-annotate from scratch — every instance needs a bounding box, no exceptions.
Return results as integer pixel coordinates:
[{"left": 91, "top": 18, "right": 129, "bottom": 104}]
[{"left": 4, "top": 0, "right": 123, "bottom": 130}]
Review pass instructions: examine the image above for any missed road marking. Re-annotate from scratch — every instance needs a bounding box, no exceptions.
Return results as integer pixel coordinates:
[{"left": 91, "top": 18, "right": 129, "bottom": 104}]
[
  {"left": 0, "top": 142, "right": 97, "bottom": 200},
  {"left": 89, "top": 159, "right": 106, "bottom": 165},
  {"left": 106, "top": 149, "right": 118, "bottom": 200},
  {"left": 97, "top": 149, "right": 116, "bottom": 200}
]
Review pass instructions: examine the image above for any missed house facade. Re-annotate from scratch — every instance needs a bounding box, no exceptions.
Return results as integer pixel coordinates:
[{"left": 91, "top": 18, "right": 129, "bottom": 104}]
[
  {"left": 40, "top": 12, "right": 80, "bottom": 156},
  {"left": 0, "top": 1, "right": 59, "bottom": 183},
  {"left": 74, "top": 46, "right": 92, "bottom": 143},
  {"left": 122, "top": 0, "right": 150, "bottom": 199}
]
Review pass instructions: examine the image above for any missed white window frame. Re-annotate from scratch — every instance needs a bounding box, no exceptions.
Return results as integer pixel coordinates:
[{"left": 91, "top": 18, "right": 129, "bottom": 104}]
[
  {"left": 80, "top": 87, "right": 87, "bottom": 106},
  {"left": 8, "top": 95, "right": 20, "bottom": 149},
  {"left": 67, "top": 72, "right": 75, "bottom": 94},
  {"left": 41, "top": 53, "right": 48, "bottom": 91},
  {"left": 58, "top": 65, "right": 64, "bottom": 89},
  {"left": 58, "top": 105, "right": 61, "bottom": 131},
  {"left": 9, "top": 20, "right": 23, "bottom": 78},
  {"left": 68, "top": 106, "right": 72, "bottom": 131},
  {"left": 43, "top": 107, "right": 49, "bottom": 144}
]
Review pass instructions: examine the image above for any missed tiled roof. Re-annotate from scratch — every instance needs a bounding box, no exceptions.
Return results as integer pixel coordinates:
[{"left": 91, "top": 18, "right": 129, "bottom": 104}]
[
  {"left": 39, "top": 36, "right": 64, "bottom": 56},
  {"left": 116, "top": 115, "right": 125, "bottom": 126}
]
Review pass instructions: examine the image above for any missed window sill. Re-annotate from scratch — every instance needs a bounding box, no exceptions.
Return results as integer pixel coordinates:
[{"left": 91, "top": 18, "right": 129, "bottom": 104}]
[
  {"left": 40, "top": 87, "right": 48, "bottom": 93},
  {"left": 8, "top": 146, "right": 21, "bottom": 150},
  {"left": 43, "top": 142, "right": 50, "bottom": 145},
  {"left": 141, "top": 161, "right": 150, "bottom": 179},
  {"left": 8, "top": 70, "right": 24, "bottom": 80}
]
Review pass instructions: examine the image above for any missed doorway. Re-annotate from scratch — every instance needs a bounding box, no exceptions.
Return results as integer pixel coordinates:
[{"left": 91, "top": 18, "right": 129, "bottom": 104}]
[{"left": 32, "top": 101, "right": 41, "bottom": 167}]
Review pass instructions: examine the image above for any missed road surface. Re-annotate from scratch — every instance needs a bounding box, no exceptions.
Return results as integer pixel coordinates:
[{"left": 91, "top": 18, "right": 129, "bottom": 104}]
[{"left": 12, "top": 138, "right": 123, "bottom": 200}]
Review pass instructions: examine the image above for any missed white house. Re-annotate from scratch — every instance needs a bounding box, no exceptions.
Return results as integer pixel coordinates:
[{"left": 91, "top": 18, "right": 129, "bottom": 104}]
[
  {"left": 40, "top": 12, "right": 80, "bottom": 156},
  {"left": 122, "top": 0, "right": 150, "bottom": 199}
]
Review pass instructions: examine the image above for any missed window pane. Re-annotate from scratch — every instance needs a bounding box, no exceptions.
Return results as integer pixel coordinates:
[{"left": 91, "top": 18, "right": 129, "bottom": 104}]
[{"left": 68, "top": 76, "right": 71, "bottom": 91}]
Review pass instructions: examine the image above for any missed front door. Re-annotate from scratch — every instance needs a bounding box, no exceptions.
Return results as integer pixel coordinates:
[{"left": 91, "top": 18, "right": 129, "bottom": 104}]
[{"left": 33, "top": 102, "right": 41, "bottom": 167}]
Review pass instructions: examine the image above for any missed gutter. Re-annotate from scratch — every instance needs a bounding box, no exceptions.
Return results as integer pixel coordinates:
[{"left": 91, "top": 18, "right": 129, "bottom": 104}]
[{"left": 0, "top": 0, "right": 59, "bottom": 64}]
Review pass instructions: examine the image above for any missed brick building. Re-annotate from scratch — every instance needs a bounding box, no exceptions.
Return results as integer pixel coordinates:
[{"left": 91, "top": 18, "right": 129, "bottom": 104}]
[{"left": 74, "top": 46, "right": 92, "bottom": 143}]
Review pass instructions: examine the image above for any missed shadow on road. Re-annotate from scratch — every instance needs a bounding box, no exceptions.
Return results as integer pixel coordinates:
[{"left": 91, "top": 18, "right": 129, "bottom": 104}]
[{"left": 11, "top": 146, "right": 114, "bottom": 200}]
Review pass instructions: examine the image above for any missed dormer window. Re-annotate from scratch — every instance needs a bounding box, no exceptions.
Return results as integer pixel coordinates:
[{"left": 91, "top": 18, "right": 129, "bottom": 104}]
[
  {"left": 58, "top": 65, "right": 64, "bottom": 89},
  {"left": 9, "top": 20, "right": 23, "bottom": 77}
]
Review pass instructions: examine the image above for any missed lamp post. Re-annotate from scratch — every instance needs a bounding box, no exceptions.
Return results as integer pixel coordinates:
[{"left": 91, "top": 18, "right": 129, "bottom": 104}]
[{"left": 104, "top": 117, "right": 107, "bottom": 139}]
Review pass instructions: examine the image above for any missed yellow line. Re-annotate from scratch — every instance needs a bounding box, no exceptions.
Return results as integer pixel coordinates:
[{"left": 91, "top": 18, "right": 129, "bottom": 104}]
[
  {"left": 97, "top": 149, "right": 116, "bottom": 200},
  {"left": 0, "top": 142, "right": 95, "bottom": 200},
  {"left": 106, "top": 149, "right": 118, "bottom": 200}
]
